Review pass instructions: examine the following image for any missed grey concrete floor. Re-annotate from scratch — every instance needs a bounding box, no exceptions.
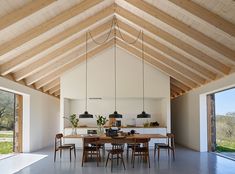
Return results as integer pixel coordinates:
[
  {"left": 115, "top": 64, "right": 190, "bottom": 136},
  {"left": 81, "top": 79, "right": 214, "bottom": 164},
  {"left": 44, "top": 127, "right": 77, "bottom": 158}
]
[{"left": 16, "top": 146, "right": 235, "bottom": 174}]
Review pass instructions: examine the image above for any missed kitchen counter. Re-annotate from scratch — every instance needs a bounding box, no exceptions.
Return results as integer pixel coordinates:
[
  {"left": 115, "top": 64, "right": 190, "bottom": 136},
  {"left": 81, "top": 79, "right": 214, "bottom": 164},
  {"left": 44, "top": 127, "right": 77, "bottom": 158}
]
[{"left": 64, "top": 125, "right": 166, "bottom": 129}]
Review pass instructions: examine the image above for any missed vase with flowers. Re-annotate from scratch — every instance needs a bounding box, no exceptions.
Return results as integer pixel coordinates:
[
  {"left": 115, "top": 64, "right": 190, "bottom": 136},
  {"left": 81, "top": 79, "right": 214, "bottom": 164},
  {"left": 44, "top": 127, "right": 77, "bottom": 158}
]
[
  {"left": 64, "top": 114, "right": 79, "bottom": 135},
  {"left": 96, "top": 115, "right": 108, "bottom": 134}
]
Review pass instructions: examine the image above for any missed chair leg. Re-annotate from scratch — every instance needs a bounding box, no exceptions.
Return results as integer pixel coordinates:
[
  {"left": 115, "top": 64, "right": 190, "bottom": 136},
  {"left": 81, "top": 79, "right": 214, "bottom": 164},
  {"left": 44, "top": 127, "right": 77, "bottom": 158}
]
[
  {"left": 126, "top": 147, "right": 129, "bottom": 160},
  {"left": 158, "top": 148, "right": 160, "bottom": 161},
  {"left": 111, "top": 154, "right": 113, "bottom": 172},
  {"left": 154, "top": 145, "right": 156, "bottom": 159},
  {"left": 74, "top": 147, "right": 76, "bottom": 158},
  {"left": 132, "top": 155, "right": 135, "bottom": 168},
  {"left": 121, "top": 153, "right": 126, "bottom": 170},
  {"left": 81, "top": 151, "right": 85, "bottom": 167},
  {"left": 131, "top": 151, "right": 134, "bottom": 164},
  {"left": 54, "top": 150, "right": 56, "bottom": 162},
  {"left": 117, "top": 154, "right": 119, "bottom": 165},
  {"left": 148, "top": 153, "right": 150, "bottom": 168},
  {"left": 105, "top": 153, "right": 110, "bottom": 167},
  {"left": 172, "top": 148, "right": 175, "bottom": 160},
  {"left": 70, "top": 149, "right": 72, "bottom": 162},
  {"left": 96, "top": 150, "right": 99, "bottom": 167},
  {"left": 60, "top": 149, "right": 62, "bottom": 158}
]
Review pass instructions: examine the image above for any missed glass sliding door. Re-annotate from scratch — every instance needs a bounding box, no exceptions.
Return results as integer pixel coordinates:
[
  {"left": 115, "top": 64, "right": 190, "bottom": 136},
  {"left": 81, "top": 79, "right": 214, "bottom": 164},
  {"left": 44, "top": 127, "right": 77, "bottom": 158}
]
[{"left": 215, "top": 88, "right": 235, "bottom": 158}]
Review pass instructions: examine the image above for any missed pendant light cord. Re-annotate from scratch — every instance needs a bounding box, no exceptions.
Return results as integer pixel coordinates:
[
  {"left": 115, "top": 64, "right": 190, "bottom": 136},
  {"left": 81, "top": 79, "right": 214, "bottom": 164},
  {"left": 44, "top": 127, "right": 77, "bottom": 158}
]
[
  {"left": 85, "top": 32, "right": 88, "bottom": 111},
  {"left": 114, "top": 18, "right": 117, "bottom": 112},
  {"left": 142, "top": 31, "right": 145, "bottom": 111}
]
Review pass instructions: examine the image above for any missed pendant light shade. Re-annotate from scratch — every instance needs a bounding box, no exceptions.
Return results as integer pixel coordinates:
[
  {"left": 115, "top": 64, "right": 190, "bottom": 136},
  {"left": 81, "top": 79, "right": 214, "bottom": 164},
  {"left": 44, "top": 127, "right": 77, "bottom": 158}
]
[
  {"left": 109, "top": 111, "right": 122, "bottom": 118},
  {"left": 79, "top": 111, "right": 93, "bottom": 118},
  {"left": 79, "top": 32, "right": 93, "bottom": 118},
  {"left": 109, "top": 16, "right": 123, "bottom": 119},
  {"left": 137, "top": 31, "right": 151, "bottom": 119},
  {"left": 137, "top": 111, "right": 151, "bottom": 118}
]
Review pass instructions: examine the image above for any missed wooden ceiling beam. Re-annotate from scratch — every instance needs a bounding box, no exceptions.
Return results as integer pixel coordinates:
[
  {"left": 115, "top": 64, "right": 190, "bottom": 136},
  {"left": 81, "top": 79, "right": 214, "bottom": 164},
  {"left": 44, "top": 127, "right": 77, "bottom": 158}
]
[
  {"left": 54, "top": 90, "right": 60, "bottom": 97},
  {"left": 14, "top": 20, "right": 112, "bottom": 81},
  {"left": 115, "top": 5, "right": 231, "bottom": 75},
  {"left": 1, "top": 74, "right": 58, "bottom": 98},
  {"left": 116, "top": 32, "right": 206, "bottom": 85},
  {"left": 171, "top": 84, "right": 184, "bottom": 94},
  {"left": 170, "top": 77, "right": 191, "bottom": 91},
  {"left": 117, "top": 20, "right": 216, "bottom": 80},
  {"left": 0, "top": 0, "right": 56, "bottom": 31},
  {"left": 170, "top": 86, "right": 181, "bottom": 95},
  {"left": 0, "top": 5, "right": 114, "bottom": 76},
  {"left": 125, "top": 0, "right": 235, "bottom": 62},
  {"left": 0, "top": 0, "right": 103, "bottom": 56},
  {"left": 117, "top": 40, "right": 198, "bottom": 88},
  {"left": 34, "top": 39, "right": 113, "bottom": 89},
  {"left": 49, "top": 85, "right": 60, "bottom": 95},
  {"left": 168, "top": 0, "right": 235, "bottom": 37},
  {"left": 25, "top": 32, "right": 113, "bottom": 86},
  {"left": 43, "top": 78, "right": 60, "bottom": 92}
]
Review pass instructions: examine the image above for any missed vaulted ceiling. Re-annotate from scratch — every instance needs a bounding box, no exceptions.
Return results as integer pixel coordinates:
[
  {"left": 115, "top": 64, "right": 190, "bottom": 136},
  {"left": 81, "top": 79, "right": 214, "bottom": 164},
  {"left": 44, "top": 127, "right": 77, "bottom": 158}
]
[{"left": 0, "top": 0, "right": 234, "bottom": 99}]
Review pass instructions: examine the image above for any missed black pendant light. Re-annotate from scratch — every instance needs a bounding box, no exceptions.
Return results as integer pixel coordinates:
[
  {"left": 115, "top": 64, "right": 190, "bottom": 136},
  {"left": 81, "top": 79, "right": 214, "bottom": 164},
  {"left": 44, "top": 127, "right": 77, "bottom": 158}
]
[
  {"left": 109, "top": 17, "right": 122, "bottom": 118},
  {"left": 137, "top": 31, "right": 151, "bottom": 118},
  {"left": 79, "top": 32, "right": 93, "bottom": 118}
]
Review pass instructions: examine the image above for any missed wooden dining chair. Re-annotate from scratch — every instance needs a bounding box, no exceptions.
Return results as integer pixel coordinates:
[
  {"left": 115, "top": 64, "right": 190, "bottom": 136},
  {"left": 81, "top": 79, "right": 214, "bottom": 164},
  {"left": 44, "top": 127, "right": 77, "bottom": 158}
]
[
  {"left": 131, "top": 138, "right": 150, "bottom": 168},
  {"left": 54, "top": 133, "right": 76, "bottom": 162},
  {"left": 81, "top": 136, "right": 101, "bottom": 167},
  {"left": 87, "top": 130, "right": 105, "bottom": 157},
  {"left": 154, "top": 133, "right": 175, "bottom": 161},
  {"left": 105, "top": 137, "right": 126, "bottom": 172},
  {"left": 126, "top": 143, "right": 140, "bottom": 160}
]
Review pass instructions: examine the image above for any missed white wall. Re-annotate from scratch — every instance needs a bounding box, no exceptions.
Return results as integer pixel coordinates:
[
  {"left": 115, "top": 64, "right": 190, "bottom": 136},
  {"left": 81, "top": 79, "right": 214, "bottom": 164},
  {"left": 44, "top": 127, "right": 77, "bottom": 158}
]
[
  {"left": 172, "top": 73, "right": 235, "bottom": 152},
  {"left": 65, "top": 98, "right": 163, "bottom": 127},
  {"left": 61, "top": 47, "right": 171, "bottom": 131},
  {"left": 0, "top": 77, "right": 60, "bottom": 152}
]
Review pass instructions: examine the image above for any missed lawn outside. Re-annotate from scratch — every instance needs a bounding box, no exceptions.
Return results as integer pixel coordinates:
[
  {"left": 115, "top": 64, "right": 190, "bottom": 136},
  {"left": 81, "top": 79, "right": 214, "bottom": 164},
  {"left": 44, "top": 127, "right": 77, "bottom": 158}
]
[{"left": 0, "top": 131, "right": 13, "bottom": 154}]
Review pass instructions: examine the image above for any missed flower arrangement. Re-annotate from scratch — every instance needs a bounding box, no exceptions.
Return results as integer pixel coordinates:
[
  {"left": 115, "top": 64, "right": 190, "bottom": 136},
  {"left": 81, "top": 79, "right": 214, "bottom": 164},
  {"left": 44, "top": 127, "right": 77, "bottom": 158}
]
[
  {"left": 96, "top": 115, "right": 108, "bottom": 126},
  {"left": 64, "top": 114, "right": 79, "bottom": 128}
]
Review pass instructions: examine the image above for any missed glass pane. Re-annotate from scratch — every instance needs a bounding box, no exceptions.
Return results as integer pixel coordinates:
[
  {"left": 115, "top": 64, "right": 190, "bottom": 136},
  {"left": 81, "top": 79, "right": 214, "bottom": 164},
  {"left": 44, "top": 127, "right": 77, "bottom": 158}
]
[
  {"left": 215, "top": 88, "right": 235, "bottom": 159},
  {"left": 0, "top": 90, "right": 15, "bottom": 155}
]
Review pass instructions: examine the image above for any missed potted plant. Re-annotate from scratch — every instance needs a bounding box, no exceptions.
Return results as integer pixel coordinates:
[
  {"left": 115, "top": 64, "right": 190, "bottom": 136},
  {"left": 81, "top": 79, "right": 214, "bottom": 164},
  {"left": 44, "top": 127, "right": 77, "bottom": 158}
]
[
  {"left": 64, "top": 114, "right": 79, "bottom": 135},
  {"left": 96, "top": 115, "right": 108, "bottom": 134}
]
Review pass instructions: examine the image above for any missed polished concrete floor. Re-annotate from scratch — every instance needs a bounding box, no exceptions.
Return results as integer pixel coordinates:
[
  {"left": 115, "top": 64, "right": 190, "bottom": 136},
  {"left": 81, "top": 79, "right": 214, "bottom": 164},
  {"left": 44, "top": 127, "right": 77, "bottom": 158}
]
[{"left": 15, "top": 146, "right": 235, "bottom": 174}]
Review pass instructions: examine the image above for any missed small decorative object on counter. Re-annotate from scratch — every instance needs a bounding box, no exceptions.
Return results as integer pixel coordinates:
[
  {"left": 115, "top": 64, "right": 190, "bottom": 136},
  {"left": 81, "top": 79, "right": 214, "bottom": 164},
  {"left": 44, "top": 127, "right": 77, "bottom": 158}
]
[
  {"left": 64, "top": 114, "right": 79, "bottom": 135},
  {"left": 96, "top": 115, "right": 108, "bottom": 134},
  {"left": 143, "top": 119, "right": 150, "bottom": 127},
  {"left": 130, "top": 130, "right": 136, "bottom": 135},
  {"left": 150, "top": 121, "right": 160, "bottom": 127}
]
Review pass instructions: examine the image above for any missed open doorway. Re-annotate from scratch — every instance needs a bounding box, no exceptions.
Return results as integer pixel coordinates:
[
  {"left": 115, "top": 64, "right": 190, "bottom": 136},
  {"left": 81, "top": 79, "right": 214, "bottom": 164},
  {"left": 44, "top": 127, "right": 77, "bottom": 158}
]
[
  {"left": 0, "top": 89, "right": 22, "bottom": 159},
  {"left": 207, "top": 87, "right": 235, "bottom": 159}
]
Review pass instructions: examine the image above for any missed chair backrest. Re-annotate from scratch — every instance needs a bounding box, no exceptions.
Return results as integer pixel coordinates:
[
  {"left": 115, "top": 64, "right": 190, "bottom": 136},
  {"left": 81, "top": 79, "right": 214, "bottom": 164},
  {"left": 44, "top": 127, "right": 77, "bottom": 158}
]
[
  {"left": 132, "top": 138, "right": 150, "bottom": 152},
  {"left": 111, "top": 136, "right": 126, "bottom": 150},
  {"left": 55, "top": 133, "right": 63, "bottom": 150},
  {"left": 83, "top": 136, "right": 100, "bottom": 147},
  {"left": 166, "top": 133, "right": 175, "bottom": 148}
]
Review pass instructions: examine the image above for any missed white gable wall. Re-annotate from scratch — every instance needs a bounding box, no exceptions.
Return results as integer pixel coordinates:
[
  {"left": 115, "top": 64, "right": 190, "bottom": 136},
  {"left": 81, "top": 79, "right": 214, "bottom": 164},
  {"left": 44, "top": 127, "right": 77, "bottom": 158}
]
[{"left": 61, "top": 47, "right": 171, "bottom": 131}]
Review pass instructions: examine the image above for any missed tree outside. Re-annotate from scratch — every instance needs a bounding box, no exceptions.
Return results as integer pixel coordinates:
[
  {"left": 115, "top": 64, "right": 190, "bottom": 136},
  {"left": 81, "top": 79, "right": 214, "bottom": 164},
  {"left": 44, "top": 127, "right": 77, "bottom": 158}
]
[
  {"left": 0, "top": 90, "right": 14, "bottom": 154},
  {"left": 216, "top": 112, "right": 235, "bottom": 152}
]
